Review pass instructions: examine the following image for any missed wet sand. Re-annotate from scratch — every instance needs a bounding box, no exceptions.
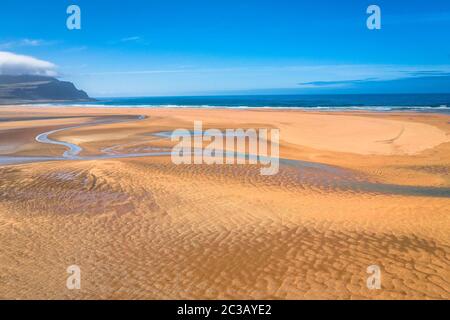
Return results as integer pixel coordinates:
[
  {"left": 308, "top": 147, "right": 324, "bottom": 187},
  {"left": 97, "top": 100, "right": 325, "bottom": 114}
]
[{"left": 0, "top": 106, "right": 449, "bottom": 299}]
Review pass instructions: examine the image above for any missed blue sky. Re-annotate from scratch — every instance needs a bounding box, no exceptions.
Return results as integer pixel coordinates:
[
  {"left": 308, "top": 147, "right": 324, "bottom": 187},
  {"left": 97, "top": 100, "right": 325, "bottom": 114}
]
[{"left": 1, "top": 0, "right": 450, "bottom": 96}]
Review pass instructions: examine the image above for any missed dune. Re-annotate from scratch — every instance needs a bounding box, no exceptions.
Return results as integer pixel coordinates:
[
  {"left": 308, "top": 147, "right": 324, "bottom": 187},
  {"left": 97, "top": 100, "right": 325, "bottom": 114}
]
[{"left": 0, "top": 106, "right": 449, "bottom": 299}]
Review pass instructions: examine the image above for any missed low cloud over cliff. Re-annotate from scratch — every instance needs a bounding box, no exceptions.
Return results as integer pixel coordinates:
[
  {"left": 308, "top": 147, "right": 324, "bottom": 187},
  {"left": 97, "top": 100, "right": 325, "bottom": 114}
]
[{"left": 0, "top": 51, "right": 57, "bottom": 76}]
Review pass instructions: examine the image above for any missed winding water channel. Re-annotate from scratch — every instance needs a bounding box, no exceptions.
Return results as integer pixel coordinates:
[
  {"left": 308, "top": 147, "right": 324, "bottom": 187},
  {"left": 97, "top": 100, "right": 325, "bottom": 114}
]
[{"left": 0, "top": 115, "right": 448, "bottom": 198}]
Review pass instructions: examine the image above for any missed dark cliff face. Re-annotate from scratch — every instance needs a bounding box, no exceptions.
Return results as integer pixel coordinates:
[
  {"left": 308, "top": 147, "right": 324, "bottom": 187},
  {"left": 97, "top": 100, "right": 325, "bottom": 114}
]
[{"left": 0, "top": 75, "right": 94, "bottom": 104}]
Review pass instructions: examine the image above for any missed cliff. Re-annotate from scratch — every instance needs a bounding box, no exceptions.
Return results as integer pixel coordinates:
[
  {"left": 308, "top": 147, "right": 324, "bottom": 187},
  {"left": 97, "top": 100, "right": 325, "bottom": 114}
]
[{"left": 0, "top": 75, "right": 94, "bottom": 104}]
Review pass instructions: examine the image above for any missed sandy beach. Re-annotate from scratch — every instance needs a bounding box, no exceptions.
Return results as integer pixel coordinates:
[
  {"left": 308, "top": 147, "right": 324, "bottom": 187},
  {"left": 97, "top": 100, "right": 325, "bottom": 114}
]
[{"left": 0, "top": 106, "right": 449, "bottom": 299}]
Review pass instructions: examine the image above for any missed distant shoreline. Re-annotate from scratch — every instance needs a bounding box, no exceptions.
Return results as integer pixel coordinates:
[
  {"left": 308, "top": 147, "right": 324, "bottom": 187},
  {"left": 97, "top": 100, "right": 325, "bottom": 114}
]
[
  {"left": 6, "top": 93, "right": 448, "bottom": 113},
  {"left": 0, "top": 99, "right": 95, "bottom": 106}
]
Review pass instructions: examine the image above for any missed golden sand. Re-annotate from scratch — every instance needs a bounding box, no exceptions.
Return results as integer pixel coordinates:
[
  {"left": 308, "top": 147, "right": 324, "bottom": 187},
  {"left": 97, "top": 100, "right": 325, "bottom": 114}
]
[{"left": 0, "top": 106, "right": 449, "bottom": 299}]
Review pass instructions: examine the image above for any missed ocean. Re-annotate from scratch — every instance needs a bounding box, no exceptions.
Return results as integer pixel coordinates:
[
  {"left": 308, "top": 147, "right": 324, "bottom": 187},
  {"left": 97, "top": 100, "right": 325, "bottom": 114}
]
[{"left": 52, "top": 93, "right": 450, "bottom": 112}]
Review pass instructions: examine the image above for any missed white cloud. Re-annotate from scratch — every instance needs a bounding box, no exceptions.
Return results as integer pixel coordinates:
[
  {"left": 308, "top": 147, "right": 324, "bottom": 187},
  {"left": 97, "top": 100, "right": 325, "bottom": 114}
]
[
  {"left": 80, "top": 64, "right": 450, "bottom": 81},
  {"left": 120, "top": 36, "right": 141, "bottom": 42},
  {"left": 0, "top": 51, "right": 57, "bottom": 76},
  {"left": 0, "top": 38, "right": 55, "bottom": 50},
  {"left": 109, "top": 36, "right": 149, "bottom": 46}
]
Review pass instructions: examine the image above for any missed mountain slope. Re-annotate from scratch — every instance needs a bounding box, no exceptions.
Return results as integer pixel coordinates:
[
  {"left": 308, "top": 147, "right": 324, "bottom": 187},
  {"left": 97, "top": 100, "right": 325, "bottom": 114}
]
[{"left": 0, "top": 75, "right": 94, "bottom": 104}]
